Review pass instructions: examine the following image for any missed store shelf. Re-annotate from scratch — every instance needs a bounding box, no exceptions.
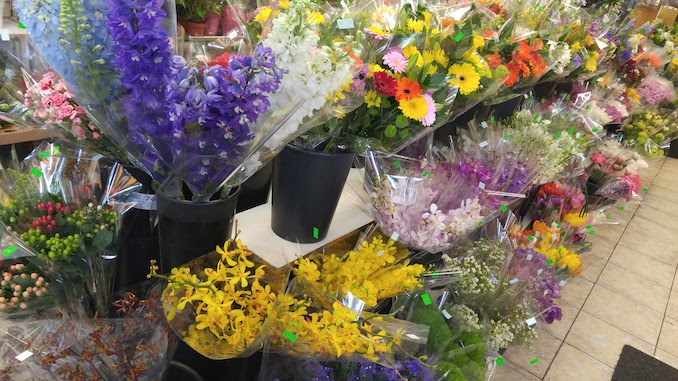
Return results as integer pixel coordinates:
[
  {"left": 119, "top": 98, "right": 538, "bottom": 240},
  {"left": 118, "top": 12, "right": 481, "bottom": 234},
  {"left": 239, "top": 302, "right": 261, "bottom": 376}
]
[
  {"left": 0, "top": 18, "right": 27, "bottom": 39},
  {"left": 0, "top": 126, "right": 53, "bottom": 145},
  {"left": 236, "top": 168, "right": 374, "bottom": 268}
]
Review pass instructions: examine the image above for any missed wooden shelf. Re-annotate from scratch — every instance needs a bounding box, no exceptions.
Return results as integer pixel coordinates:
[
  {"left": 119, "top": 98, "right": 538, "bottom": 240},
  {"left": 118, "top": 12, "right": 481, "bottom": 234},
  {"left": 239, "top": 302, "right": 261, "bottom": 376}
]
[{"left": 0, "top": 126, "right": 53, "bottom": 145}]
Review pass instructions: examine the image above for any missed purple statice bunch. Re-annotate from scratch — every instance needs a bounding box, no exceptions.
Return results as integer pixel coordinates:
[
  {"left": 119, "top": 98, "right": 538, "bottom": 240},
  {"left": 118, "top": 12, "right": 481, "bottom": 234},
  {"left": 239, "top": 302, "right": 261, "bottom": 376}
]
[
  {"left": 509, "top": 247, "right": 563, "bottom": 324},
  {"left": 496, "top": 157, "right": 534, "bottom": 194},
  {"left": 106, "top": 0, "right": 174, "bottom": 173},
  {"left": 165, "top": 47, "right": 282, "bottom": 190},
  {"left": 635, "top": 76, "right": 677, "bottom": 105}
]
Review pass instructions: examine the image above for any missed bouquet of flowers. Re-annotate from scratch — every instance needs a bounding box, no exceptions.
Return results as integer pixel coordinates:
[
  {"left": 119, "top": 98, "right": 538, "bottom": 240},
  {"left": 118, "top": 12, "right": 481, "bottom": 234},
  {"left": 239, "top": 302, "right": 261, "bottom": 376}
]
[
  {"left": 311, "top": 2, "right": 461, "bottom": 153},
  {"left": 149, "top": 235, "right": 290, "bottom": 359},
  {"left": 621, "top": 111, "right": 678, "bottom": 157},
  {"left": 0, "top": 285, "right": 173, "bottom": 380},
  {"left": 0, "top": 142, "right": 140, "bottom": 317},
  {"left": 262, "top": 275, "right": 429, "bottom": 367},
  {"left": 635, "top": 75, "right": 677, "bottom": 105},
  {"left": 0, "top": 43, "right": 27, "bottom": 128},
  {"left": 584, "top": 139, "right": 648, "bottom": 202},
  {"left": 294, "top": 228, "right": 426, "bottom": 309}
]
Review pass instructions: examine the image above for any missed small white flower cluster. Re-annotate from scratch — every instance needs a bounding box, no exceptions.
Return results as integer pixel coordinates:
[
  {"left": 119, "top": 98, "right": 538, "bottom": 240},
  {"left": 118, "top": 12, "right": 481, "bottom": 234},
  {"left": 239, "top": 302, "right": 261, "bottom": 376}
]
[
  {"left": 446, "top": 255, "right": 495, "bottom": 296},
  {"left": 262, "top": 0, "right": 356, "bottom": 149},
  {"left": 546, "top": 41, "right": 572, "bottom": 75},
  {"left": 488, "top": 320, "right": 514, "bottom": 350},
  {"left": 450, "top": 304, "right": 482, "bottom": 332}
]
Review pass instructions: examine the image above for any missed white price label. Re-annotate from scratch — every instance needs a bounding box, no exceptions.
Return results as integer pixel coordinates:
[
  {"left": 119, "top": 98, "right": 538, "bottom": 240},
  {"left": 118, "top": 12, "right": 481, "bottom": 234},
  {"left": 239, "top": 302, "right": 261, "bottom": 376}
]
[
  {"left": 390, "top": 232, "right": 399, "bottom": 242},
  {"left": 15, "top": 350, "right": 33, "bottom": 362},
  {"left": 442, "top": 309, "right": 452, "bottom": 320},
  {"left": 406, "top": 333, "right": 420, "bottom": 340},
  {"left": 337, "top": 18, "right": 355, "bottom": 29},
  {"left": 526, "top": 254, "right": 533, "bottom": 261},
  {"left": 526, "top": 317, "right": 537, "bottom": 326},
  {"left": 129, "top": 192, "right": 157, "bottom": 211},
  {"left": 479, "top": 182, "right": 486, "bottom": 190},
  {"left": 479, "top": 141, "right": 489, "bottom": 148},
  {"left": 481, "top": 121, "right": 488, "bottom": 128},
  {"left": 559, "top": 280, "right": 567, "bottom": 287},
  {"left": 509, "top": 278, "right": 519, "bottom": 285},
  {"left": 376, "top": 250, "right": 384, "bottom": 257}
]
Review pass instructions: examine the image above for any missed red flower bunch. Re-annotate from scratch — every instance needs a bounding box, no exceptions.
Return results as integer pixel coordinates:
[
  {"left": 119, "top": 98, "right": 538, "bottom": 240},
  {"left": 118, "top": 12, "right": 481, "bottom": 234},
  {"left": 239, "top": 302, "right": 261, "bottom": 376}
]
[
  {"left": 374, "top": 72, "right": 397, "bottom": 96},
  {"left": 488, "top": 40, "right": 547, "bottom": 87}
]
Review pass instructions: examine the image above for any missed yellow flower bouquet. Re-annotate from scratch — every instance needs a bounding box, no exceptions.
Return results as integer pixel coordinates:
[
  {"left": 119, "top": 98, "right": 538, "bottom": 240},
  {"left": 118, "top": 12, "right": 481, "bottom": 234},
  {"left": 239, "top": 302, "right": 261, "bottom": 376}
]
[
  {"left": 293, "top": 231, "right": 426, "bottom": 309},
  {"left": 149, "top": 237, "right": 290, "bottom": 359},
  {"left": 264, "top": 276, "right": 429, "bottom": 363}
]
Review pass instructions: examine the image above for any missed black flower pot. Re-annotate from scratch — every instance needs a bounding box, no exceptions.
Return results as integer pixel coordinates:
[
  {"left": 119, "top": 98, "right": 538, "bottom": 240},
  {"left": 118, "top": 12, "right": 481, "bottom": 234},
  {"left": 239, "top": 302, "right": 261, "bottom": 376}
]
[
  {"left": 670, "top": 139, "right": 678, "bottom": 159},
  {"left": 490, "top": 96, "right": 523, "bottom": 122},
  {"left": 533, "top": 81, "right": 557, "bottom": 99},
  {"left": 162, "top": 360, "right": 204, "bottom": 381},
  {"left": 271, "top": 145, "right": 355, "bottom": 243},
  {"left": 236, "top": 161, "right": 273, "bottom": 213},
  {"left": 156, "top": 187, "right": 240, "bottom": 273}
]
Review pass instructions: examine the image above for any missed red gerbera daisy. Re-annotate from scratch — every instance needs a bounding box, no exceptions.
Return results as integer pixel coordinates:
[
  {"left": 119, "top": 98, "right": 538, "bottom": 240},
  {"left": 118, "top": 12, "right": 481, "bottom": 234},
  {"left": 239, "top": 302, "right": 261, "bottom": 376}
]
[{"left": 373, "top": 72, "right": 397, "bottom": 96}]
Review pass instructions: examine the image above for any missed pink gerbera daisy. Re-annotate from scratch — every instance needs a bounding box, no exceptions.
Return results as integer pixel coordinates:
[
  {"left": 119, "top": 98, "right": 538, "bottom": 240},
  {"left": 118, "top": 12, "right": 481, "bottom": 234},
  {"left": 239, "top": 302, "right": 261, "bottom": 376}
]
[
  {"left": 383, "top": 51, "right": 408, "bottom": 73},
  {"left": 420, "top": 93, "right": 436, "bottom": 126}
]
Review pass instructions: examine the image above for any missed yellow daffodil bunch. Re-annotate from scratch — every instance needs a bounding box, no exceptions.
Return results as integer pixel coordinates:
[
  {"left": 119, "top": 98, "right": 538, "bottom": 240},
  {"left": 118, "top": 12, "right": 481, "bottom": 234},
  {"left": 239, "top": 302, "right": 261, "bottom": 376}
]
[
  {"left": 294, "top": 236, "right": 426, "bottom": 308},
  {"left": 267, "top": 288, "right": 400, "bottom": 361},
  {"left": 151, "top": 238, "right": 287, "bottom": 359}
]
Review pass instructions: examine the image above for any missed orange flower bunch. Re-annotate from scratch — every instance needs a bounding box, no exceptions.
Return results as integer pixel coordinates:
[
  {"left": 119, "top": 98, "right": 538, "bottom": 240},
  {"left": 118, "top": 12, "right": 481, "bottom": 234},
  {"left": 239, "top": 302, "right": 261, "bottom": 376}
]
[{"left": 487, "top": 39, "right": 547, "bottom": 87}]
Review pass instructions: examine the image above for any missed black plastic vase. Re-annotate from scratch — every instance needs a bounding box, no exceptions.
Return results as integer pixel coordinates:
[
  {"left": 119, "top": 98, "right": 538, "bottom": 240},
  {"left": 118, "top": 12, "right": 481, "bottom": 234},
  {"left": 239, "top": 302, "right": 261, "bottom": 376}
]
[
  {"left": 156, "top": 187, "right": 240, "bottom": 273},
  {"left": 271, "top": 145, "right": 355, "bottom": 243}
]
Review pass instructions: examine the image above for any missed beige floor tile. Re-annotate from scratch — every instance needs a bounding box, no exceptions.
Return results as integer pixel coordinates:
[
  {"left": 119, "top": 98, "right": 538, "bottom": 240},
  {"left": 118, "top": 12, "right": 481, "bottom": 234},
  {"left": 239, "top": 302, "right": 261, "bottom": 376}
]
[
  {"left": 583, "top": 285, "right": 664, "bottom": 344},
  {"left": 655, "top": 349, "right": 678, "bottom": 370},
  {"left": 658, "top": 317, "right": 678, "bottom": 358},
  {"left": 652, "top": 174, "right": 678, "bottom": 190},
  {"left": 504, "top": 332, "right": 562, "bottom": 378},
  {"left": 580, "top": 256, "right": 606, "bottom": 283},
  {"left": 640, "top": 193, "right": 678, "bottom": 217},
  {"left": 543, "top": 343, "right": 613, "bottom": 381},
  {"left": 592, "top": 222, "right": 626, "bottom": 243},
  {"left": 647, "top": 184, "right": 678, "bottom": 204},
  {"left": 596, "top": 262, "right": 671, "bottom": 313},
  {"left": 490, "top": 361, "right": 541, "bottom": 381},
  {"left": 608, "top": 245, "right": 676, "bottom": 288},
  {"left": 560, "top": 276, "right": 594, "bottom": 309},
  {"left": 585, "top": 235, "right": 617, "bottom": 261},
  {"left": 667, "top": 292, "right": 678, "bottom": 321},
  {"left": 618, "top": 229, "right": 678, "bottom": 267},
  {"left": 626, "top": 215, "right": 678, "bottom": 243},
  {"left": 634, "top": 203, "right": 678, "bottom": 230},
  {"left": 564, "top": 311, "right": 655, "bottom": 367},
  {"left": 545, "top": 302, "right": 579, "bottom": 341}
]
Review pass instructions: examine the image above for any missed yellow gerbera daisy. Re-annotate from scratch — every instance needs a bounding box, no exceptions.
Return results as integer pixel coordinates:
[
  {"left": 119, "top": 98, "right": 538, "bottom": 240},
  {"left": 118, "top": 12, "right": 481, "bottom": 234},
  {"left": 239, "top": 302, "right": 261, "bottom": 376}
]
[
  {"left": 398, "top": 96, "right": 429, "bottom": 121},
  {"left": 407, "top": 19, "right": 425, "bottom": 33},
  {"left": 402, "top": 46, "right": 420, "bottom": 59},
  {"left": 447, "top": 63, "right": 481, "bottom": 95},
  {"left": 254, "top": 7, "right": 272, "bottom": 23}
]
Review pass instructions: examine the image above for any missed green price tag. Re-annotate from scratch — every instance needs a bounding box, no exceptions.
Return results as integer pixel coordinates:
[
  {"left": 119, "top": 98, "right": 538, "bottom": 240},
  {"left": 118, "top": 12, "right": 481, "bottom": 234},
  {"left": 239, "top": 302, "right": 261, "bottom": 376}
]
[
  {"left": 54, "top": 146, "right": 61, "bottom": 154},
  {"left": 491, "top": 116, "right": 495, "bottom": 123},
  {"left": 642, "top": 188, "right": 648, "bottom": 192},
  {"left": 422, "top": 171, "right": 429, "bottom": 177},
  {"left": 30, "top": 168, "right": 43, "bottom": 178},
  {"left": 567, "top": 127, "right": 575, "bottom": 135},
  {"left": 547, "top": 259, "right": 554, "bottom": 265},
  {"left": 393, "top": 161, "right": 401, "bottom": 169},
  {"left": 2, "top": 246, "right": 17, "bottom": 257},
  {"left": 528, "top": 235, "right": 535, "bottom": 242},
  {"left": 312, "top": 227, "right": 319, "bottom": 240},
  {"left": 18, "top": 21, "right": 26, "bottom": 29},
  {"left": 38, "top": 151, "right": 50, "bottom": 159},
  {"left": 477, "top": 221, "right": 483, "bottom": 226},
  {"left": 585, "top": 225, "right": 592, "bottom": 230},
  {"left": 533, "top": 114, "right": 539, "bottom": 121},
  {"left": 283, "top": 330, "right": 297, "bottom": 343},
  {"left": 530, "top": 358, "right": 539, "bottom": 365},
  {"left": 589, "top": 230, "right": 595, "bottom": 235},
  {"left": 454, "top": 32, "right": 464, "bottom": 42},
  {"left": 500, "top": 205, "right": 507, "bottom": 212},
  {"left": 555, "top": 132, "right": 562, "bottom": 139},
  {"left": 496, "top": 357, "right": 505, "bottom": 366},
  {"left": 619, "top": 206, "right": 625, "bottom": 211},
  {"left": 421, "top": 294, "right": 432, "bottom": 306}
]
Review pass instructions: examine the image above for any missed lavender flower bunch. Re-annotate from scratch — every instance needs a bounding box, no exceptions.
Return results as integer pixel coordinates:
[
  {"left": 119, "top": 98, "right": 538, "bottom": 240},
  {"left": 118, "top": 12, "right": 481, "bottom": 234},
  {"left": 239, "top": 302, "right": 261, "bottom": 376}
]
[
  {"left": 277, "top": 359, "right": 434, "bottom": 381},
  {"left": 508, "top": 247, "right": 562, "bottom": 324}
]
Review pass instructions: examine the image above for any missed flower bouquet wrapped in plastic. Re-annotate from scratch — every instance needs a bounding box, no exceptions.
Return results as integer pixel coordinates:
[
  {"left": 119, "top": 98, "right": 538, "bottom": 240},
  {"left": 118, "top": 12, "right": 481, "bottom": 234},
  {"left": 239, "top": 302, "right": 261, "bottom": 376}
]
[
  {"left": 0, "top": 42, "right": 29, "bottom": 129},
  {"left": 0, "top": 285, "right": 173, "bottom": 380},
  {"left": 363, "top": 153, "right": 503, "bottom": 254},
  {"left": 0, "top": 42, "right": 129, "bottom": 163},
  {"left": 311, "top": 1, "right": 462, "bottom": 153},
  {"left": 0, "top": 142, "right": 140, "bottom": 317},
  {"left": 148, "top": 235, "right": 290, "bottom": 359},
  {"left": 293, "top": 225, "right": 426, "bottom": 309},
  {"left": 621, "top": 111, "right": 678, "bottom": 158},
  {"left": 15, "top": 0, "right": 304, "bottom": 202},
  {"left": 259, "top": 275, "right": 430, "bottom": 379}
]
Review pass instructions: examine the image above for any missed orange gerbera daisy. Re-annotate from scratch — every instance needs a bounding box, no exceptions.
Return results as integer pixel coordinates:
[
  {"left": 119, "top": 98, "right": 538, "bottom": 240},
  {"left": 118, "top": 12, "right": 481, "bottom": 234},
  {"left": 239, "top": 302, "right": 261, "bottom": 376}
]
[
  {"left": 648, "top": 53, "right": 664, "bottom": 68},
  {"left": 505, "top": 61, "right": 520, "bottom": 86},
  {"left": 517, "top": 59, "right": 531, "bottom": 76},
  {"left": 529, "top": 52, "right": 547, "bottom": 75},
  {"left": 485, "top": 52, "right": 502, "bottom": 69},
  {"left": 394, "top": 77, "right": 423, "bottom": 102}
]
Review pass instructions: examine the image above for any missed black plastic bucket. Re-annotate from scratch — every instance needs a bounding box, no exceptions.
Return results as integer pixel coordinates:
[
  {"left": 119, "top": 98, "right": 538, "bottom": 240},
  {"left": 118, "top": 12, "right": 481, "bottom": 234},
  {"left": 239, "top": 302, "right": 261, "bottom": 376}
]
[
  {"left": 156, "top": 187, "right": 240, "bottom": 273},
  {"left": 271, "top": 145, "right": 355, "bottom": 243}
]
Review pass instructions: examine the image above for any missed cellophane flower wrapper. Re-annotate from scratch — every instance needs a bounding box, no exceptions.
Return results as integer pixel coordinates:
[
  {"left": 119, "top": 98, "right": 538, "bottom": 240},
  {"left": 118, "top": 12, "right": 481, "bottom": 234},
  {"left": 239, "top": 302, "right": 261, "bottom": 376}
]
[
  {"left": 362, "top": 153, "right": 511, "bottom": 254},
  {"left": 435, "top": 239, "right": 541, "bottom": 351},
  {"left": 318, "top": 1, "right": 463, "bottom": 154},
  {"left": 390, "top": 284, "right": 494, "bottom": 381},
  {"left": 263, "top": 276, "right": 429, "bottom": 366},
  {"left": 0, "top": 41, "right": 32, "bottom": 128},
  {"left": 0, "top": 42, "right": 129, "bottom": 163},
  {"left": 230, "top": 0, "right": 389, "bottom": 159},
  {"left": 0, "top": 285, "right": 173, "bottom": 380},
  {"left": 620, "top": 110, "right": 678, "bottom": 158},
  {"left": 156, "top": 237, "right": 290, "bottom": 360},
  {"left": 293, "top": 225, "right": 426, "bottom": 309},
  {"left": 0, "top": 141, "right": 141, "bottom": 318}
]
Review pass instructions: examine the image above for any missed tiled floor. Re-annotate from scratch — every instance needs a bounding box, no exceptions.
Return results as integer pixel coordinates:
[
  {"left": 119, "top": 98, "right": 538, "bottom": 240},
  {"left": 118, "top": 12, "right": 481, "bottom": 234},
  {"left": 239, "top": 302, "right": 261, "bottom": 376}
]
[{"left": 496, "top": 156, "right": 678, "bottom": 381}]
